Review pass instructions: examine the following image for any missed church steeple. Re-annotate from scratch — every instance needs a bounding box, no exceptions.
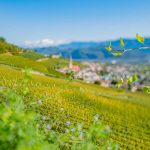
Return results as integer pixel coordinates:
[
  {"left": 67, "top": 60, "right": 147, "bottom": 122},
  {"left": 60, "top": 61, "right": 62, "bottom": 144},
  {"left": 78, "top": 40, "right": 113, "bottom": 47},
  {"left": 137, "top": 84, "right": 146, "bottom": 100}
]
[{"left": 69, "top": 54, "right": 73, "bottom": 69}]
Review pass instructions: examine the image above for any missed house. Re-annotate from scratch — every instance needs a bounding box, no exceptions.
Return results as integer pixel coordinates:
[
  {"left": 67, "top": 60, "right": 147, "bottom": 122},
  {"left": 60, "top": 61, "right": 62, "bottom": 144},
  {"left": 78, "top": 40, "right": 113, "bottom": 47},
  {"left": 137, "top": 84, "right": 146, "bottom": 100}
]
[
  {"left": 51, "top": 54, "right": 61, "bottom": 59},
  {"left": 71, "top": 65, "right": 80, "bottom": 72},
  {"left": 100, "top": 80, "right": 111, "bottom": 88},
  {"left": 75, "top": 69, "right": 100, "bottom": 83}
]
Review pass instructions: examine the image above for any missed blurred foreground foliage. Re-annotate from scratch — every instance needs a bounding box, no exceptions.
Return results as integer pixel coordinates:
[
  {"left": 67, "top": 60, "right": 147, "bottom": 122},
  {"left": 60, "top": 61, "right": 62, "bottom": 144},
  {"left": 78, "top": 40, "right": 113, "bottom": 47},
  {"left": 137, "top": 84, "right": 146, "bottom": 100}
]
[{"left": 0, "top": 69, "right": 118, "bottom": 150}]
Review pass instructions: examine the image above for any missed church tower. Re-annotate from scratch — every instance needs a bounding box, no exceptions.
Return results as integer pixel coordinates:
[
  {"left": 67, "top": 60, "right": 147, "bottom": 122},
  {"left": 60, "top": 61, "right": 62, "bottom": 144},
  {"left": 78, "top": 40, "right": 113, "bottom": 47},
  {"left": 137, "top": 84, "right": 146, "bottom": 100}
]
[{"left": 69, "top": 54, "right": 73, "bottom": 69}]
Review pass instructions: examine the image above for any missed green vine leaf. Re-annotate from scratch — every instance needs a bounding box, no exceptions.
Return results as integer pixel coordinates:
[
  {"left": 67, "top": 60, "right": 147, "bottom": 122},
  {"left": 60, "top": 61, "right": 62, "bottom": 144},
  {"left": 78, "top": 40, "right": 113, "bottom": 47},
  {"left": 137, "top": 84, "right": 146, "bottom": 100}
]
[
  {"left": 105, "top": 42, "right": 112, "bottom": 51},
  {"left": 112, "top": 52, "right": 122, "bottom": 56},
  {"left": 126, "top": 77, "right": 133, "bottom": 84},
  {"left": 116, "top": 78, "right": 123, "bottom": 88},
  {"left": 120, "top": 38, "right": 124, "bottom": 47},
  {"left": 136, "top": 33, "right": 144, "bottom": 44},
  {"left": 132, "top": 74, "right": 138, "bottom": 82},
  {"left": 143, "top": 86, "right": 150, "bottom": 94}
]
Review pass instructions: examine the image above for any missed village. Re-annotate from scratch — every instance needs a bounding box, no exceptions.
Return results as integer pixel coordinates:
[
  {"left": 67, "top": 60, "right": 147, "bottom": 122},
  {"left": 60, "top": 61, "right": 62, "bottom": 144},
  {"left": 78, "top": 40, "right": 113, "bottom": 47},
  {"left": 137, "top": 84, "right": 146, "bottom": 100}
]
[{"left": 52, "top": 54, "right": 150, "bottom": 91}]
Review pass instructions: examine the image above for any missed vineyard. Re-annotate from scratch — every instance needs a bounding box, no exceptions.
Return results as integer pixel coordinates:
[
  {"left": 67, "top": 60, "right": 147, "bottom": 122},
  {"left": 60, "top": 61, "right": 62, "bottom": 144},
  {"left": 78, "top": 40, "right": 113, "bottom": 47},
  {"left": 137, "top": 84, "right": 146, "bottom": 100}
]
[
  {"left": 0, "top": 65, "right": 150, "bottom": 149},
  {"left": 0, "top": 54, "right": 68, "bottom": 78}
]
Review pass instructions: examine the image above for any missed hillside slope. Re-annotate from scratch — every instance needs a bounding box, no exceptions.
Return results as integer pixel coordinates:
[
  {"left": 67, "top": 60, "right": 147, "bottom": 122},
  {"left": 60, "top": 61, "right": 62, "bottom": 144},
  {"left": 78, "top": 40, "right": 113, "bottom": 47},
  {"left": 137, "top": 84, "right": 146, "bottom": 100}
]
[
  {"left": 0, "top": 54, "right": 68, "bottom": 78},
  {"left": 0, "top": 39, "right": 66, "bottom": 78},
  {"left": 0, "top": 66, "right": 150, "bottom": 149}
]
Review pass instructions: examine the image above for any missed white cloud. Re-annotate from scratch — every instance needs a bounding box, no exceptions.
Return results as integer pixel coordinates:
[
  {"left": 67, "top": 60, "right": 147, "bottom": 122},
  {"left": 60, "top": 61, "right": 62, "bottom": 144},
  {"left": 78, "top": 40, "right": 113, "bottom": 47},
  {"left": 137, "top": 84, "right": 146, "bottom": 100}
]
[{"left": 24, "top": 38, "right": 67, "bottom": 48}]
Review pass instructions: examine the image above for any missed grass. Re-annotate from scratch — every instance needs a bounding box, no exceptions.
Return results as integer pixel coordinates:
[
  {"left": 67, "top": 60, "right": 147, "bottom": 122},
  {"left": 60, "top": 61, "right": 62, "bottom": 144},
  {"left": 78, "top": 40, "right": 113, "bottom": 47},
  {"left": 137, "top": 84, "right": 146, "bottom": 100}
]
[
  {"left": 0, "top": 66, "right": 150, "bottom": 149},
  {"left": 0, "top": 54, "right": 67, "bottom": 78},
  {"left": 0, "top": 54, "right": 48, "bottom": 72},
  {"left": 0, "top": 53, "right": 83, "bottom": 78},
  {"left": 41, "top": 57, "right": 83, "bottom": 69},
  {"left": 21, "top": 50, "right": 45, "bottom": 61}
]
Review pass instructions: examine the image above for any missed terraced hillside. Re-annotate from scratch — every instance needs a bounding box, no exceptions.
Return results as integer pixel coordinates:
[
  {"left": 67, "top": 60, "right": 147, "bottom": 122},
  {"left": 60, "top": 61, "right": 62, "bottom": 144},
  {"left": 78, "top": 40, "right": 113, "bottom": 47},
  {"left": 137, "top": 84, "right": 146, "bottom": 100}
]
[
  {"left": 40, "top": 57, "right": 83, "bottom": 69},
  {"left": 0, "top": 38, "right": 72, "bottom": 78},
  {"left": 21, "top": 50, "right": 46, "bottom": 61},
  {"left": 0, "top": 66, "right": 150, "bottom": 149},
  {"left": 0, "top": 54, "right": 67, "bottom": 78}
]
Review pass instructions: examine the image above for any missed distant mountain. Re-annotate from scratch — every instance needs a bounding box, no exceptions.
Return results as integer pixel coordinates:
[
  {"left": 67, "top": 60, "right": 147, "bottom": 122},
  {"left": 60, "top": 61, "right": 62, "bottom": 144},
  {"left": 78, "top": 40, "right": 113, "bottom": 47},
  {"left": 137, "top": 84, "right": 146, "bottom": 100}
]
[{"left": 34, "top": 38, "right": 150, "bottom": 64}]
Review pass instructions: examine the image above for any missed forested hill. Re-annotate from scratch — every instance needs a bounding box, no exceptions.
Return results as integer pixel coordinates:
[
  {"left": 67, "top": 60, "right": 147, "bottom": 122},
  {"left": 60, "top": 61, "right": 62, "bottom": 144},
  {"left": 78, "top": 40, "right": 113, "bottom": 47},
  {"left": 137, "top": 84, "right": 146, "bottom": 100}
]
[
  {"left": 0, "top": 37, "right": 46, "bottom": 61},
  {"left": 0, "top": 37, "right": 24, "bottom": 55}
]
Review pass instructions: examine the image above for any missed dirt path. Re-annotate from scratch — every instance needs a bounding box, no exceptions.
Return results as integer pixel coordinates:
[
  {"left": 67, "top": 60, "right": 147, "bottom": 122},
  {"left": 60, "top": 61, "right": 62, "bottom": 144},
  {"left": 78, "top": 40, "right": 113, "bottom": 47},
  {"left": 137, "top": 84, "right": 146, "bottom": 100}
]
[{"left": 36, "top": 58, "right": 49, "bottom": 62}]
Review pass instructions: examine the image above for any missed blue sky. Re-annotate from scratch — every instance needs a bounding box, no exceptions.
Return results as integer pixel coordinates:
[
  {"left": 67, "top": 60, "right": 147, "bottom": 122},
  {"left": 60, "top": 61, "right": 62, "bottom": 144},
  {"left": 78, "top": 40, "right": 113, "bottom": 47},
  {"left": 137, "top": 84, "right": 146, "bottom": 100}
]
[{"left": 0, "top": 0, "right": 150, "bottom": 47}]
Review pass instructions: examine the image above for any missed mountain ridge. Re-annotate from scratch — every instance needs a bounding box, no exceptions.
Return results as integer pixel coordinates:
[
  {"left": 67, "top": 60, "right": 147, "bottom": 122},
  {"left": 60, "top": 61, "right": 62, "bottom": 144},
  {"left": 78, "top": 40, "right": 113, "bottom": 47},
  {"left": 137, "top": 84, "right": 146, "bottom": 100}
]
[{"left": 33, "top": 38, "right": 150, "bottom": 64}]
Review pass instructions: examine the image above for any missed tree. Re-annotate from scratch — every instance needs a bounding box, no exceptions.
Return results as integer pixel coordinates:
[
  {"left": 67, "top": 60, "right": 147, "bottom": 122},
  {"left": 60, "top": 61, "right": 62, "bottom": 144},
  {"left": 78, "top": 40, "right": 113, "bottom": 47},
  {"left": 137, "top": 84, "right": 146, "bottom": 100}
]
[
  {"left": 0, "top": 37, "right": 6, "bottom": 43},
  {"left": 0, "top": 47, "right": 6, "bottom": 53}
]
